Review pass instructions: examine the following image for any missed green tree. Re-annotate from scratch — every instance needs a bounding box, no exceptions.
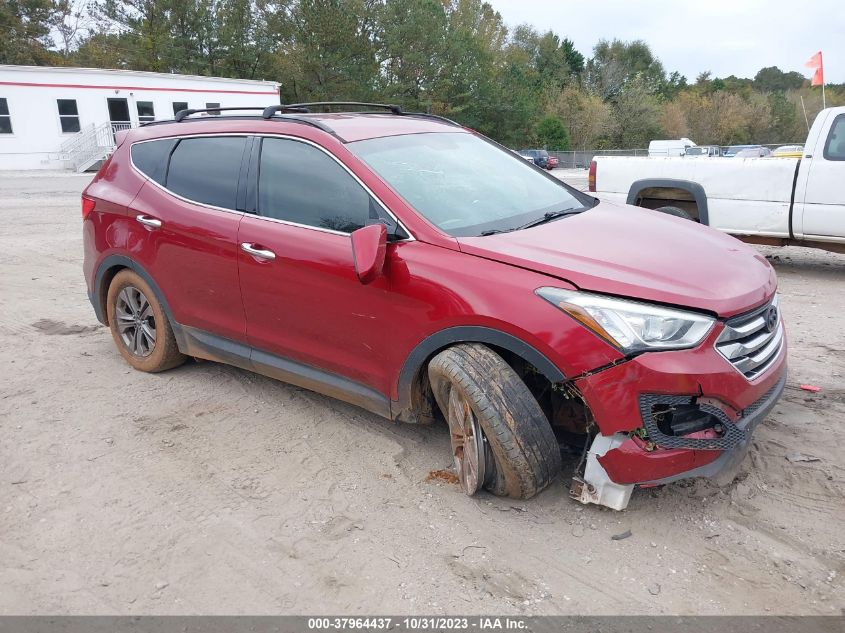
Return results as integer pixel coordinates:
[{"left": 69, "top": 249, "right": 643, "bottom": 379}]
[
  {"left": 39, "top": 0, "right": 823, "bottom": 152},
  {"left": 769, "top": 91, "right": 803, "bottom": 141},
  {"left": 611, "top": 76, "right": 662, "bottom": 147},
  {"left": 659, "top": 70, "right": 687, "bottom": 99},
  {"left": 535, "top": 31, "right": 581, "bottom": 88},
  {"left": 535, "top": 115, "right": 570, "bottom": 150},
  {"left": 275, "top": 0, "right": 378, "bottom": 102},
  {"left": 435, "top": 0, "right": 506, "bottom": 131},
  {"left": 377, "top": 0, "right": 447, "bottom": 107},
  {"left": 483, "top": 38, "right": 541, "bottom": 146},
  {"left": 0, "top": 0, "right": 60, "bottom": 64},
  {"left": 586, "top": 39, "right": 666, "bottom": 99},
  {"left": 754, "top": 66, "right": 805, "bottom": 92},
  {"left": 71, "top": 31, "right": 131, "bottom": 68},
  {"left": 551, "top": 84, "right": 616, "bottom": 150}
]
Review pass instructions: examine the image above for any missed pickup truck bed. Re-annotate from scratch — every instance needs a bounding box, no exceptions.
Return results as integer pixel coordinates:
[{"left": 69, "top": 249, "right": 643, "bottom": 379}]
[{"left": 590, "top": 107, "right": 845, "bottom": 252}]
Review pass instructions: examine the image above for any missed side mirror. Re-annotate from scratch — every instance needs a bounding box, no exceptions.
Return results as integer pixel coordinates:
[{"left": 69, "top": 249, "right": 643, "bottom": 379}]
[{"left": 351, "top": 223, "right": 387, "bottom": 284}]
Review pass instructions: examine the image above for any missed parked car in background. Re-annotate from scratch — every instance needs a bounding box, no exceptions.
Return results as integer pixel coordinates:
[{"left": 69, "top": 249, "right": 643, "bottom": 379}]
[
  {"left": 648, "top": 138, "right": 696, "bottom": 157},
  {"left": 82, "top": 102, "right": 785, "bottom": 512},
  {"left": 588, "top": 106, "right": 845, "bottom": 253},
  {"left": 514, "top": 150, "right": 535, "bottom": 162},
  {"left": 723, "top": 144, "right": 762, "bottom": 157},
  {"left": 684, "top": 145, "right": 721, "bottom": 157},
  {"left": 772, "top": 145, "right": 804, "bottom": 158},
  {"left": 734, "top": 146, "right": 772, "bottom": 158},
  {"left": 520, "top": 148, "right": 553, "bottom": 169},
  {"left": 546, "top": 154, "right": 559, "bottom": 169}
]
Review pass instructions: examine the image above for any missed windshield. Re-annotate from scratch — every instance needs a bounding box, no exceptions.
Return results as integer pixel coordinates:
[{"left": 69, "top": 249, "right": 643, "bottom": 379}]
[{"left": 348, "top": 132, "right": 589, "bottom": 237}]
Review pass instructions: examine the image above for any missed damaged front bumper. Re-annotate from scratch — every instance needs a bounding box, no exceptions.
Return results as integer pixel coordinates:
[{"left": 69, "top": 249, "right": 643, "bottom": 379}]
[{"left": 568, "top": 319, "right": 787, "bottom": 510}]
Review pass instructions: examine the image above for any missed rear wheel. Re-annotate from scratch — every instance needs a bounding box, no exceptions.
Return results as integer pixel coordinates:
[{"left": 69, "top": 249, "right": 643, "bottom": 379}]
[
  {"left": 106, "top": 269, "right": 186, "bottom": 373},
  {"left": 427, "top": 344, "right": 561, "bottom": 499},
  {"left": 655, "top": 205, "right": 693, "bottom": 220}
]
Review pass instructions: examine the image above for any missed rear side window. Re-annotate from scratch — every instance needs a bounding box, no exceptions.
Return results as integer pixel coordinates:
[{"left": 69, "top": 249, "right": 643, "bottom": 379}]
[
  {"left": 166, "top": 136, "right": 247, "bottom": 209},
  {"left": 131, "top": 139, "right": 178, "bottom": 185},
  {"left": 258, "top": 138, "right": 372, "bottom": 233},
  {"left": 823, "top": 114, "right": 845, "bottom": 161}
]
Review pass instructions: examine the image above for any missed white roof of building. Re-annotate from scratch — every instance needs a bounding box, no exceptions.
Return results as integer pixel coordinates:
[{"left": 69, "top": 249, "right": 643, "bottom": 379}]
[{"left": 0, "top": 64, "right": 280, "bottom": 89}]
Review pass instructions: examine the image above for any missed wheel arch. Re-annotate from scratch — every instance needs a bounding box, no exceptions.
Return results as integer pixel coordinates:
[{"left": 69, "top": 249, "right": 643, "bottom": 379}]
[
  {"left": 92, "top": 255, "right": 177, "bottom": 334},
  {"left": 393, "top": 326, "right": 565, "bottom": 422},
  {"left": 626, "top": 178, "right": 710, "bottom": 224}
]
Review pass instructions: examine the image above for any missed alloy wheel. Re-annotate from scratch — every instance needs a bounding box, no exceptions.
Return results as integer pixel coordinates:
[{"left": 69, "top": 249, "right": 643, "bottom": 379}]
[
  {"left": 114, "top": 286, "right": 156, "bottom": 357},
  {"left": 446, "top": 385, "right": 488, "bottom": 495}
]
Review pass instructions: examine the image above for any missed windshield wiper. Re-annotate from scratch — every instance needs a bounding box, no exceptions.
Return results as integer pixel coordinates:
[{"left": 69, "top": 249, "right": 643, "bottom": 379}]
[
  {"left": 477, "top": 207, "right": 586, "bottom": 236},
  {"left": 479, "top": 228, "right": 510, "bottom": 236},
  {"left": 516, "top": 208, "right": 585, "bottom": 231}
]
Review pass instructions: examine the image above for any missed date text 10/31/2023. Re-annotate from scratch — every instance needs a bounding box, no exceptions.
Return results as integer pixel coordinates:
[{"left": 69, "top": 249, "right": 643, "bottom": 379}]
[{"left": 307, "top": 617, "right": 528, "bottom": 630}]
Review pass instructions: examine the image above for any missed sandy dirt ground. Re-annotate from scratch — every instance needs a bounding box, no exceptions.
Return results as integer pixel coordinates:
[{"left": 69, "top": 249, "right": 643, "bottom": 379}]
[{"left": 0, "top": 171, "right": 843, "bottom": 615}]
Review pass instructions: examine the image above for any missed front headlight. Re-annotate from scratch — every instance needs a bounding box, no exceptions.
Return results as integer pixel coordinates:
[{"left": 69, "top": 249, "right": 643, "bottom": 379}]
[{"left": 536, "top": 287, "right": 715, "bottom": 354}]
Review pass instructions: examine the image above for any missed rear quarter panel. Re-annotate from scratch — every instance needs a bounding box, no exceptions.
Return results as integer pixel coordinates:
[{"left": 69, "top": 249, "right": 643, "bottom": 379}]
[{"left": 82, "top": 149, "right": 142, "bottom": 299}]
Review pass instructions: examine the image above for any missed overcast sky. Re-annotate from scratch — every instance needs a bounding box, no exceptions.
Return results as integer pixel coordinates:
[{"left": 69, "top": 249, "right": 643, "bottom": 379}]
[{"left": 489, "top": 0, "right": 845, "bottom": 84}]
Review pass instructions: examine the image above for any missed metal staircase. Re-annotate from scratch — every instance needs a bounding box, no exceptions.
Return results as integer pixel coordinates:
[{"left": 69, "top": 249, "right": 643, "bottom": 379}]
[{"left": 59, "top": 122, "right": 133, "bottom": 172}]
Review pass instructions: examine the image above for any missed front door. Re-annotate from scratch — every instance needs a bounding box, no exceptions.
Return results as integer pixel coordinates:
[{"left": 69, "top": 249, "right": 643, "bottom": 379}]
[
  {"left": 237, "top": 136, "right": 401, "bottom": 398},
  {"left": 107, "top": 97, "right": 131, "bottom": 143},
  {"left": 797, "top": 111, "right": 845, "bottom": 239},
  {"left": 107, "top": 97, "right": 130, "bottom": 125}
]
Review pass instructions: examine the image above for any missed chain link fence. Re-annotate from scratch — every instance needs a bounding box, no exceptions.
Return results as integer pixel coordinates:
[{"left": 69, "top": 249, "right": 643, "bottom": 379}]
[
  {"left": 548, "top": 143, "right": 804, "bottom": 169},
  {"left": 548, "top": 149, "right": 647, "bottom": 169}
]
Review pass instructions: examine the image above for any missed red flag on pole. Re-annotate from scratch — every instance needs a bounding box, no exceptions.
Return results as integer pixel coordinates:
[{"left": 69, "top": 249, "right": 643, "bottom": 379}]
[{"left": 805, "top": 51, "right": 824, "bottom": 86}]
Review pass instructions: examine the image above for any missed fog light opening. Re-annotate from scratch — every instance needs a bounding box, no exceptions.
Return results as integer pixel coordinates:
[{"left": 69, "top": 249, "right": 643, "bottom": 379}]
[{"left": 652, "top": 403, "right": 725, "bottom": 438}]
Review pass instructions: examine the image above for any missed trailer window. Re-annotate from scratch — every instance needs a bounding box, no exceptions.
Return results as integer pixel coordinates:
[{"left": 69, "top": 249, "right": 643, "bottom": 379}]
[
  {"left": 0, "top": 98, "right": 11, "bottom": 134},
  {"left": 137, "top": 101, "right": 155, "bottom": 123},
  {"left": 172, "top": 102, "right": 188, "bottom": 117},
  {"left": 57, "top": 99, "right": 80, "bottom": 133}
]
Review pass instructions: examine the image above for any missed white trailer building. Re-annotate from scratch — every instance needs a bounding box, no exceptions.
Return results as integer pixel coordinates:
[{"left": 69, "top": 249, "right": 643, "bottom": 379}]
[{"left": 0, "top": 65, "right": 280, "bottom": 171}]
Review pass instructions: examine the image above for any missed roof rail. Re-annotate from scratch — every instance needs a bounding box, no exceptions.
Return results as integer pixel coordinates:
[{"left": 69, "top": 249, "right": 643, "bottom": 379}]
[
  {"left": 175, "top": 105, "right": 308, "bottom": 122},
  {"left": 263, "top": 101, "right": 462, "bottom": 128},
  {"left": 266, "top": 102, "right": 404, "bottom": 117},
  {"left": 400, "top": 111, "right": 462, "bottom": 127},
  {"left": 142, "top": 102, "right": 461, "bottom": 139}
]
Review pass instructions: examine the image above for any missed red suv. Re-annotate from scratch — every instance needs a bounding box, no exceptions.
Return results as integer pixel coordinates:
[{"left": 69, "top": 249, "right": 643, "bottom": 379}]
[{"left": 82, "top": 103, "right": 786, "bottom": 510}]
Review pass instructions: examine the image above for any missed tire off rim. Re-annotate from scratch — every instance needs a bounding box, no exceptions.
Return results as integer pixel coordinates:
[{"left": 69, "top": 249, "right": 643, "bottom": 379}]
[
  {"left": 428, "top": 343, "right": 562, "bottom": 500},
  {"left": 446, "top": 385, "right": 488, "bottom": 495}
]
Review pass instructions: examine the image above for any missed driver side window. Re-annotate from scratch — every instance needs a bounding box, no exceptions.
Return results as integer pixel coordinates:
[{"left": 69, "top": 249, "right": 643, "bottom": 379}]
[
  {"left": 258, "top": 137, "right": 374, "bottom": 233},
  {"left": 824, "top": 114, "right": 845, "bottom": 161}
]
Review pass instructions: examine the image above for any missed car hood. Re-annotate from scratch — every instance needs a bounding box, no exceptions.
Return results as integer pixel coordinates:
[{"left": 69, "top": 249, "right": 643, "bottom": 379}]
[{"left": 457, "top": 201, "right": 777, "bottom": 317}]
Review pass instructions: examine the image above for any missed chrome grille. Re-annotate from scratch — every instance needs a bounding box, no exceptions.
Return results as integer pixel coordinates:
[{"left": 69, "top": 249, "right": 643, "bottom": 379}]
[{"left": 716, "top": 296, "right": 783, "bottom": 380}]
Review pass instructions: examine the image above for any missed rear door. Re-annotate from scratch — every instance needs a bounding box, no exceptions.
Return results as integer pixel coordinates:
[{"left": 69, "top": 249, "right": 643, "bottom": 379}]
[
  {"left": 796, "top": 112, "right": 845, "bottom": 239},
  {"left": 237, "top": 135, "right": 403, "bottom": 398},
  {"left": 128, "top": 135, "right": 249, "bottom": 341}
]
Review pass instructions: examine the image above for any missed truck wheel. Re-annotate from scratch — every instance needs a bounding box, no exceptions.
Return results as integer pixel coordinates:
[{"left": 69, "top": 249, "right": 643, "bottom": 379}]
[
  {"left": 427, "top": 344, "right": 561, "bottom": 499},
  {"left": 656, "top": 205, "right": 693, "bottom": 220},
  {"left": 106, "top": 269, "right": 186, "bottom": 373}
]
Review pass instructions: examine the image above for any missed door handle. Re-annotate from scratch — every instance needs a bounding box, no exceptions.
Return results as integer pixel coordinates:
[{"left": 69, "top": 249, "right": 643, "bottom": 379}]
[
  {"left": 240, "top": 242, "right": 276, "bottom": 261},
  {"left": 136, "top": 214, "right": 162, "bottom": 229}
]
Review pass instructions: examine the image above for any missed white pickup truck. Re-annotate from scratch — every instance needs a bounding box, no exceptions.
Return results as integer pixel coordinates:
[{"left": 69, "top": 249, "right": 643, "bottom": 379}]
[{"left": 589, "top": 106, "right": 845, "bottom": 253}]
